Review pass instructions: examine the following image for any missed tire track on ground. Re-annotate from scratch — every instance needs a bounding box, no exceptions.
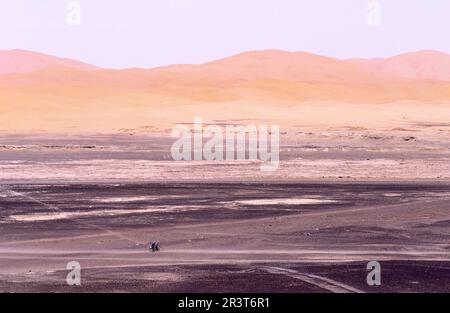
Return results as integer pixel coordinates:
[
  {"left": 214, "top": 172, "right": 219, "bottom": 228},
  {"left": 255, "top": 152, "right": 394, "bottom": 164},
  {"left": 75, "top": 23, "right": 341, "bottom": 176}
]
[{"left": 260, "top": 266, "right": 365, "bottom": 293}]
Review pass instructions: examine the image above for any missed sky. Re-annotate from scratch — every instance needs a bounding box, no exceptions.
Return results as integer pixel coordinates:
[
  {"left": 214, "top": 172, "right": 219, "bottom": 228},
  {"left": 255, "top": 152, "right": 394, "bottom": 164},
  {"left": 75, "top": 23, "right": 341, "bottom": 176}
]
[{"left": 1, "top": 0, "right": 449, "bottom": 68}]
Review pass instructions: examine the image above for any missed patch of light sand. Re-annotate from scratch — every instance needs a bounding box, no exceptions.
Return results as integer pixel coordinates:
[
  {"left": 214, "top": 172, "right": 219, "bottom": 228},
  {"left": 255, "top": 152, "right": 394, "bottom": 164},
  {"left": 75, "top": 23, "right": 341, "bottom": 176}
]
[
  {"left": 4, "top": 206, "right": 203, "bottom": 222},
  {"left": 383, "top": 193, "right": 402, "bottom": 197},
  {"left": 93, "top": 196, "right": 160, "bottom": 203},
  {"left": 235, "top": 198, "right": 340, "bottom": 205}
]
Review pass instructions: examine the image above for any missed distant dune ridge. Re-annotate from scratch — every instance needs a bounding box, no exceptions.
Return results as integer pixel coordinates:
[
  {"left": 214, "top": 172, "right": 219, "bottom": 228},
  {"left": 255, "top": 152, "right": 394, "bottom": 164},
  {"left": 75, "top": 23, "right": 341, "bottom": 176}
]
[
  {"left": 346, "top": 50, "right": 450, "bottom": 82},
  {"left": 0, "top": 49, "right": 98, "bottom": 74},
  {"left": 0, "top": 49, "right": 450, "bottom": 132}
]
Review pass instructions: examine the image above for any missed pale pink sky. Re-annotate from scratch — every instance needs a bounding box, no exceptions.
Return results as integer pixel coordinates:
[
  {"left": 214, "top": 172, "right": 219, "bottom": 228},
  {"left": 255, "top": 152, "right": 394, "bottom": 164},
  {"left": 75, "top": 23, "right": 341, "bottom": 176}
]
[{"left": 1, "top": 0, "right": 449, "bottom": 68}]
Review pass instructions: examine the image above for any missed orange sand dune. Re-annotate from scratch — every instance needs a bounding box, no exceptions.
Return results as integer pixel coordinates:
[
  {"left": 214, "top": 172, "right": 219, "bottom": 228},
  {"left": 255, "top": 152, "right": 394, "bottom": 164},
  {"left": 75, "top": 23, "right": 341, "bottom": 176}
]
[
  {"left": 0, "top": 49, "right": 449, "bottom": 132},
  {"left": 346, "top": 50, "right": 450, "bottom": 82},
  {"left": 0, "top": 50, "right": 98, "bottom": 74}
]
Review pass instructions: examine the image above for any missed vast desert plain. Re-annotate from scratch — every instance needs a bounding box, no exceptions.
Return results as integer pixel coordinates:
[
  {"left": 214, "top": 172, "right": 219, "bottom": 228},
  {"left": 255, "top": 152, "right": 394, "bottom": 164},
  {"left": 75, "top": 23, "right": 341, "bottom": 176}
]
[{"left": 0, "top": 49, "right": 449, "bottom": 292}]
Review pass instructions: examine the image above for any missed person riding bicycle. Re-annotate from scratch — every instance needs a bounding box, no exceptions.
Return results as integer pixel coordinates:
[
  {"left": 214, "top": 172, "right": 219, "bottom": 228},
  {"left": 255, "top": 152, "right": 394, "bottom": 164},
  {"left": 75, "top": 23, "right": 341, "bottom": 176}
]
[{"left": 149, "top": 241, "right": 161, "bottom": 252}]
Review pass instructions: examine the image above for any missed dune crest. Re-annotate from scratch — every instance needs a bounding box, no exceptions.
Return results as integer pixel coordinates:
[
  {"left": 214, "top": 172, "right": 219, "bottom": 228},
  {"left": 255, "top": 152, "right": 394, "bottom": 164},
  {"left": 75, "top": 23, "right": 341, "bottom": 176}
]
[
  {"left": 0, "top": 49, "right": 98, "bottom": 74},
  {"left": 346, "top": 50, "right": 450, "bottom": 82}
]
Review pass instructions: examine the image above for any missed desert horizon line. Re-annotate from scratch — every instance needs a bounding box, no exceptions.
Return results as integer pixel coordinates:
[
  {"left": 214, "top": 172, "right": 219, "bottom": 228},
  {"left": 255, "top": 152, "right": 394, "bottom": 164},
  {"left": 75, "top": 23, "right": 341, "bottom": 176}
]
[{"left": 2, "top": 48, "right": 450, "bottom": 71}]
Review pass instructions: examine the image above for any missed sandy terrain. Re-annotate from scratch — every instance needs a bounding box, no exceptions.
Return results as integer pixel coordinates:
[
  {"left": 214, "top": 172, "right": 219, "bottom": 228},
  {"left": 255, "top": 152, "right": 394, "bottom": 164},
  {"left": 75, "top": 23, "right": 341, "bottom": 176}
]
[
  {"left": 0, "top": 49, "right": 449, "bottom": 293},
  {"left": 0, "top": 124, "right": 449, "bottom": 182},
  {"left": 1, "top": 49, "right": 450, "bottom": 133},
  {"left": 0, "top": 182, "right": 448, "bottom": 292}
]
